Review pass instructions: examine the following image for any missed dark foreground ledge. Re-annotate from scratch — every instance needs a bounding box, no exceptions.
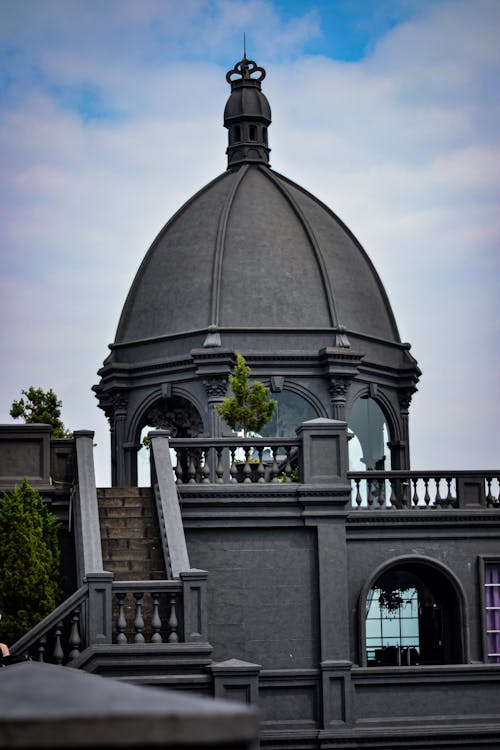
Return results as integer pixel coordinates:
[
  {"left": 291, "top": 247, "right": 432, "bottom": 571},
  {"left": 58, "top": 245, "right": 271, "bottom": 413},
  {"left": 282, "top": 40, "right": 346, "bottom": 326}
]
[{"left": 0, "top": 661, "right": 259, "bottom": 749}]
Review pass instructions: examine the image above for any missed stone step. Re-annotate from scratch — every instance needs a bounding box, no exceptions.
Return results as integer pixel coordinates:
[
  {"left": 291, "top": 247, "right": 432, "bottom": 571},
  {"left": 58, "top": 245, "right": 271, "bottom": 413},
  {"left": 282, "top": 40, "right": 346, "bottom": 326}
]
[{"left": 97, "top": 486, "right": 165, "bottom": 581}]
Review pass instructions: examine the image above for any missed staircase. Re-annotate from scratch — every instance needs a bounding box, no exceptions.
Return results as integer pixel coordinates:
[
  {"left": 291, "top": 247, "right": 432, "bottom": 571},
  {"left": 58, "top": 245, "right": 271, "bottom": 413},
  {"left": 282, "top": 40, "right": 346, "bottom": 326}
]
[{"left": 97, "top": 487, "right": 166, "bottom": 580}]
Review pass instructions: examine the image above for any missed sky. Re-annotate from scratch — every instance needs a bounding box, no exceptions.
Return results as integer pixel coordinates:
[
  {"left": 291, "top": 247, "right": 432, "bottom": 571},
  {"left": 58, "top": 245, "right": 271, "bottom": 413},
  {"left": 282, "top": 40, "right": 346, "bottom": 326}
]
[{"left": 1, "top": 0, "right": 499, "bottom": 485}]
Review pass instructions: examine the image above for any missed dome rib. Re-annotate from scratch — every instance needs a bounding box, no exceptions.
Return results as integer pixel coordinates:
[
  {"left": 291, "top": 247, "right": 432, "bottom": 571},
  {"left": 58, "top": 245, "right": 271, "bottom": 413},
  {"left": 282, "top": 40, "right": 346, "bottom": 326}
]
[
  {"left": 260, "top": 167, "right": 338, "bottom": 328},
  {"left": 210, "top": 164, "right": 249, "bottom": 327},
  {"left": 274, "top": 171, "right": 401, "bottom": 342}
]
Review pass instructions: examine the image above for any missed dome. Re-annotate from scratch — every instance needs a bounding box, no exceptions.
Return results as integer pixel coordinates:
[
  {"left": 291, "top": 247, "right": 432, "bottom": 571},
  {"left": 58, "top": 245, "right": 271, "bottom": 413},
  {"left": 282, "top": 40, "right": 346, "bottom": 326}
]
[
  {"left": 96, "top": 53, "right": 420, "bottom": 487},
  {"left": 115, "top": 164, "right": 399, "bottom": 346}
]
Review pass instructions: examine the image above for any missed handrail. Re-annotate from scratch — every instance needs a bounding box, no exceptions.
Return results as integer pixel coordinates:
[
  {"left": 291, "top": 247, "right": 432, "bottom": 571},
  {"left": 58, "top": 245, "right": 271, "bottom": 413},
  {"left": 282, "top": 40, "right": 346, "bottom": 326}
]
[
  {"left": 150, "top": 432, "right": 190, "bottom": 578},
  {"left": 73, "top": 431, "right": 103, "bottom": 581},
  {"left": 169, "top": 437, "right": 301, "bottom": 448},
  {"left": 348, "top": 470, "right": 500, "bottom": 480},
  {"left": 112, "top": 580, "right": 182, "bottom": 593},
  {"left": 10, "top": 584, "right": 89, "bottom": 656}
]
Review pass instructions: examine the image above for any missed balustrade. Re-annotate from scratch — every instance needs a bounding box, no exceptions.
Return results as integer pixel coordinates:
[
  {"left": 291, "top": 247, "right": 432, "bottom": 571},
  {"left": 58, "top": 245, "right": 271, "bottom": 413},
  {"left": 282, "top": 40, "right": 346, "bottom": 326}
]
[
  {"left": 112, "top": 582, "right": 183, "bottom": 644},
  {"left": 11, "top": 581, "right": 185, "bottom": 665},
  {"left": 169, "top": 437, "right": 300, "bottom": 485},
  {"left": 349, "top": 471, "right": 500, "bottom": 510}
]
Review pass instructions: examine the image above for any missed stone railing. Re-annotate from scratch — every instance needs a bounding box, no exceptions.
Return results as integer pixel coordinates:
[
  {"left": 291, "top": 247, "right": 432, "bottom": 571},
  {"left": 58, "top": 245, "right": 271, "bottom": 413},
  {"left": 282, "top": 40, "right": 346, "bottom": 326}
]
[
  {"left": 168, "top": 437, "right": 301, "bottom": 484},
  {"left": 10, "top": 576, "right": 190, "bottom": 664},
  {"left": 348, "top": 470, "right": 500, "bottom": 510}
]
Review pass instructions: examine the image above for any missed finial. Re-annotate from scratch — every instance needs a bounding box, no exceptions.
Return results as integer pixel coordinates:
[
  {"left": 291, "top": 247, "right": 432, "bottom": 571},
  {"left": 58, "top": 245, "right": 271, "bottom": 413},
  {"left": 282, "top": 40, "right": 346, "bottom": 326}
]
[
  {"left": 243, "top": 32, "right": 247, "bottom": 59},
  {"left": 226, "top": 54, "right": 266, "bottom": 83}
]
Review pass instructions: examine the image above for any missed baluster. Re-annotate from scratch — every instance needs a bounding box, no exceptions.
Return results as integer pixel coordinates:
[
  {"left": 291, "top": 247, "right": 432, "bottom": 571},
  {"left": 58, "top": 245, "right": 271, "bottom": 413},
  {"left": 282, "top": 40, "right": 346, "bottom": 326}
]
[
  {"left": 270, "top": 447, "right": 280, "bottom": 483},
  {"left": 485, "top": 478, "right": 493, "bottom": 507},
  {"left": 412, "top": 478, "right": 420, "bottom": 507},
  {"left": 68, "top": 607, "right": 81, "bottom": 660},
  {"left": 201, "top": 450, "right": 211, "bottom": 484},
  {"left": 151, "top": 592, "right": 163, "bottom": 643},
  {"left": 435, "top": 477, "right": 443, "bottom": 507},
  {"left": 175, "top": 449, "right": 184, "bottom": 484},
  {"left": 445, "top": 477, "right": 453, "bottom": 506},
  {"left": 378, "top": 479, "right": 386, "bottom": 508},
  {"left": 242, "top": 447, "right": 252, "bottom": 483},
  {"left": 257, "top": 447, "right": 266, "bottom": 483},
  {"left": 354, "top": 479, "right": 362, "bottom": 508},
  {"left": 115, "top": 592, "right": 128, "bottom": 644},
  {"left": 133, "top": 592, "right": 145, "bottom": 644},
  {"left": 423, "top": 478, "right": 431, "bottom": 507},
  {"left": 389, "top": 479, "right": 397, "bottom": 508},
  {"left": 284, "top": 447, "right": 292, "bottom": 482},
  {"left": 367, "top": 480, "right": 375, "bottom": 509},
  {"left": 230, "top": 448, "right": 238, "bottom": 482},
  {"left": 37, "top": 634, "right": 47, "bottom": 662},
  {"left": 52, "top": 621, "right": 64, "bottom": 664},
  {"left": 167, "top": 593, "right": 179, "bottom": 644},
  {"left": 187, "top": 451, "right": 197, "bottom": 484},
  {"left": 401, "top": 481, "right": 410, "bottom": 508},
  {"left": 215, "top": 447, "right": 224, "bottom": 483}
]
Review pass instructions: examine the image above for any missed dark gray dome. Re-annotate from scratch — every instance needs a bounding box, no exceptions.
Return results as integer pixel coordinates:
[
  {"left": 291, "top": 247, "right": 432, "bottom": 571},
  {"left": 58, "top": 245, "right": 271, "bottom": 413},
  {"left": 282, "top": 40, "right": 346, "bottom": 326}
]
[
  {"left": 115, "top": 163, "right": 400, "bottom": 346},
  {"left": 96, "top": 53, "right": 420, "bottom": 488}
]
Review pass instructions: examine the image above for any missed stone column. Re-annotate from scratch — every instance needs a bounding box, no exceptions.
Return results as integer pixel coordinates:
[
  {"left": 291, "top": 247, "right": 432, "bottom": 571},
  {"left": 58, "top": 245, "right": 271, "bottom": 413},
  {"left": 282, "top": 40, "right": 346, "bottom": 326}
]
[
  {"left": 124, "top": 441, "right": 141, "bottom": 486},
  {"left": 203, "top": 377, "right": 229, "bottom": 437},
  {"left": 328, "top": 377, "right": 351, "bottom": 421},
  {"left": 191, "top": 348, "right": 234, "bottom": 437},
  {"left": 319, "top": 346, "right": 364, "bottom": 423},
  {"left": 113, "top": 392, "right": 129, "bottom": 486},
  {"left": 398, "top": 389, "right": 413, "bottom": 470}
]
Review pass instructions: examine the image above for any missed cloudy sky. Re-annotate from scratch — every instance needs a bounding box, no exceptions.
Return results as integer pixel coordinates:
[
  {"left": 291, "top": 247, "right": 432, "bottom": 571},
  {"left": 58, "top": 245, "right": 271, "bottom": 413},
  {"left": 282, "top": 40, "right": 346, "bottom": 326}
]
[{"left": 1, "top": 0, "right": 498, "bottom": 485}]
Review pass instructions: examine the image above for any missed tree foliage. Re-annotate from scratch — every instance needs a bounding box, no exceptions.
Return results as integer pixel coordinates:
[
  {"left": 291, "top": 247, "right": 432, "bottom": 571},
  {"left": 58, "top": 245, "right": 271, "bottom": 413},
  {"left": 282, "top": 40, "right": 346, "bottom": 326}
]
[
  {"left": 0, "top": 479, "right": 61, "bottom": 643},
  {"left": 216, "top": 354, "right": 276, "bottom": 436},
  {"left": 10, "top": 386, "right": 71, "bottom": 438}
]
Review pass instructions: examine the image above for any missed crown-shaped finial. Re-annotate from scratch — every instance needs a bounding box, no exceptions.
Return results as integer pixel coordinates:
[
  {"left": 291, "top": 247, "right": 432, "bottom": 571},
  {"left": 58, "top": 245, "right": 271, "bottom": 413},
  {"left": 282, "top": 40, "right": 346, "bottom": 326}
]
[{"left": 226, "top": 56, "right": 266, "bottom": 84}]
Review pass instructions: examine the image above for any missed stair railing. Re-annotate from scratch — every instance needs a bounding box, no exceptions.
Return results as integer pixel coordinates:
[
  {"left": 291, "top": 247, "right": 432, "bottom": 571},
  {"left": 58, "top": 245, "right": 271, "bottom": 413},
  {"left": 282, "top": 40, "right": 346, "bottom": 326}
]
[
  {"left": 149, "top": 431, "right": 190, "bottom": 579},
  {"left": 10, "top": 583, "right": 90, "bottom": 663},
  {"left": 72, "top": 430, "right": 104, "bottom": 583}
]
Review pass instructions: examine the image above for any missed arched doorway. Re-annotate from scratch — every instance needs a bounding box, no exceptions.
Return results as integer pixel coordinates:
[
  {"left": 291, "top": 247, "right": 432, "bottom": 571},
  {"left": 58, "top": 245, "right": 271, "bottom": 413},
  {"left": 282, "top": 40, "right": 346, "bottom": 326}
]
[
  {"left": 363, "top": 561, "right": 464, "bottom": 666},
  {"left": 348, "top": 397, "right": 391, "bottom": 471},
  {"left": 137, "top": 395, "right": 204, "bottom": 486}
]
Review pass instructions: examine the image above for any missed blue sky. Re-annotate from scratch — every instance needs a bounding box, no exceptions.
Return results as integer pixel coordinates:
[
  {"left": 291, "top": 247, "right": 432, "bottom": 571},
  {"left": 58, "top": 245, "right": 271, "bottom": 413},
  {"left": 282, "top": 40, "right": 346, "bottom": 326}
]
[{"left": 1, "top": 0, "right": 499, "bottom": 484}]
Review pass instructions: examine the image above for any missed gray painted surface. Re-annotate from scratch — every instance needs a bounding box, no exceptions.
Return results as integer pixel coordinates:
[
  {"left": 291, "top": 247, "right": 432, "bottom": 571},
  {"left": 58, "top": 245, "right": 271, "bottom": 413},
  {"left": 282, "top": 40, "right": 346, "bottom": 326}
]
[{"left": 0, "top": 661, "right": 258, "bottom": 748}]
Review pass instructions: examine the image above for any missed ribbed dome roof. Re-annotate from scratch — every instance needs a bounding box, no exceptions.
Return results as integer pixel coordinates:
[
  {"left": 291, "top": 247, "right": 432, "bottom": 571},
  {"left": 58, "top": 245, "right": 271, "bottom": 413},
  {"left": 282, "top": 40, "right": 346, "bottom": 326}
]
[
  {"left": 115, "top": 163, "right": 399, "bottom": 346},
  {"left": 114, "top": 54, "right": 400, "bottom": 351}
]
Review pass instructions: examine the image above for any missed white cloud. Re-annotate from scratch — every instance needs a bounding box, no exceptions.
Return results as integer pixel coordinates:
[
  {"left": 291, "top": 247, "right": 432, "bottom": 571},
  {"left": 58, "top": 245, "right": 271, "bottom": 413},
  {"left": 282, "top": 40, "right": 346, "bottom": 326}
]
[{"left": 1, "top": 0, "right": 499, "bottom": 483}]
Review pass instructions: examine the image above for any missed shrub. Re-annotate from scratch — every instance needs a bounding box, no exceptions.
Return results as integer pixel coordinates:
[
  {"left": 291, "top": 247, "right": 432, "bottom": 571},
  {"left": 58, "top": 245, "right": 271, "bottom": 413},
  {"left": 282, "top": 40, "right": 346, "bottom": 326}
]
[
  {"left": 0, "top": 478, "right": 60, "bottom": 644},
  {"left": 216, "top": 353, "right": 276, "bottom": 436}
]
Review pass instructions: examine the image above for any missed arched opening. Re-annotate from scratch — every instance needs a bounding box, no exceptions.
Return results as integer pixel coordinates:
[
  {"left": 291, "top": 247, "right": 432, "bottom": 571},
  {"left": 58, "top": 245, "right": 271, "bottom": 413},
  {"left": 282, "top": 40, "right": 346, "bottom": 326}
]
[
  {"left": 364, "top": 561, "right": 464, "bottom": 666},
  {"left": 258, "top": 390, "right": 318, "bottom": 438},
  {"left": 348, "top": 396, "right": 392, "bottom": 471},
  {"left": 137, "top": 395, "right": 204, "bottom": 486},
  {"left": 249, "top": 124, "right": 257, "bottom": 141},
  {"left": 234, "top": 125, "right": 241, "bottom": 142}
]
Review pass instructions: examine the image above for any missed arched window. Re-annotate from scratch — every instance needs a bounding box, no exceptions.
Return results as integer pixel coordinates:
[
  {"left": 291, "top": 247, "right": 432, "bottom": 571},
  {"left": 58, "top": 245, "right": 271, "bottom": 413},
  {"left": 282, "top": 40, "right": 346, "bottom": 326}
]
[
  {"left": 249, "top": 124, "right": 257, "bottom": 141},
  {"left": 234, "top": 125, "right": 241, "bottom": 142},
  {"left": 348, "top": 396, "right": 391, "bottom": 471},
  {"left": 258, "top": 390, "right": 318, "bottom": 438},
  {"left": 364, "top": 561, "right": 464, "bottom": 666}
]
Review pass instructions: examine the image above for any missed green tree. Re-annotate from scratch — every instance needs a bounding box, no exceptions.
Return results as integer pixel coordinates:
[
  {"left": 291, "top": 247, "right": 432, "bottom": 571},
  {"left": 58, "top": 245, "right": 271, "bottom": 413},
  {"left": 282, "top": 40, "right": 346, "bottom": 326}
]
[
  {"left": 10, "top": 386, "right": 71, "bottom": 438},
  {"left": 0, "top": 479, "right": 61, "bottom": 644},
  {"left": 216, "top": 353, "right": 276, "bottom": 437}
]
